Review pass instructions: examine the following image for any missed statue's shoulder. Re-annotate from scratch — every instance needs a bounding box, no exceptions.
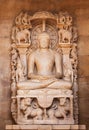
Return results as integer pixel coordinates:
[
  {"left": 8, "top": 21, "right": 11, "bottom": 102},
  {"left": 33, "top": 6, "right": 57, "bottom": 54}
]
[
  {"left": 29, "top": 49, "right": 39, "bottom": 56},
  {"left": 49, "top": 49, "right": 60, "bottom": 56}
]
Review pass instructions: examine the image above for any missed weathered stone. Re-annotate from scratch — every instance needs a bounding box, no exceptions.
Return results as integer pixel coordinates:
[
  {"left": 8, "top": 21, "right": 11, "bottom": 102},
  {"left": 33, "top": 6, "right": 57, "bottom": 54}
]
[
  {"left": 10, "top": 11, "right": 75, "bottom": 125},
  {"left": 0, "top": 0, "right": 89, "bottom": 130}
]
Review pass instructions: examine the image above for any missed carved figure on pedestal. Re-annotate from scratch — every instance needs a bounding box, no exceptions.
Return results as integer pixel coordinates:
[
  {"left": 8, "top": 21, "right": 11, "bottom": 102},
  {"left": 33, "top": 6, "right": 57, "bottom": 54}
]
[
  {"left": 20, "top": 98, "right": 32, "bottom": 119},
  {"left": 31, "top": 100, "right": 43, "bottom": 120},
  {"left": 66, "top": 15, "right": 72, "bottom": 26},
  {"left": 16, "top": 58, "right": 25, "bottom": 82},
  {"left": 47, "top": 100, "right": 58, "bottom": 120},
  {"left": 15, "top": 12, "right": 23, "bottom": 25},
  {"left": 22, "top": 12, "right": 28, "bottom": 26},
  {"left": 55, "top": 98, "right": 69, "bottom": 119},
  {"left": 47, "top": 98, "right": 70, "bottom": 120},
  {"left": 20, "top": 98, "right": 43, "bottom": 120},
  {"left": 63, "top": 62, "right": 73, "bottom": 82}
]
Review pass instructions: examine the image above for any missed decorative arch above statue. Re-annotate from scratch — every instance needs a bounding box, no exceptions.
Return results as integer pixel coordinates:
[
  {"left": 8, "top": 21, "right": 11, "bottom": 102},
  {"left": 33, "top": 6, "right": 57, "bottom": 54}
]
[{"left": 10, "top": 11, "right": 78, "bottom": 125}]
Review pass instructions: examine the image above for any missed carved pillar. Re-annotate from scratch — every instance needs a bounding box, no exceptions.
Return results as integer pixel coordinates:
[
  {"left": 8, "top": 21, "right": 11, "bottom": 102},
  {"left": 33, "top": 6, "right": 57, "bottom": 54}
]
[
  {"left": 16, "top": 44, "right": 30, "bottom": 78},
  {"left": 59, "top": 43, "right": 73, "bottom": 82}
]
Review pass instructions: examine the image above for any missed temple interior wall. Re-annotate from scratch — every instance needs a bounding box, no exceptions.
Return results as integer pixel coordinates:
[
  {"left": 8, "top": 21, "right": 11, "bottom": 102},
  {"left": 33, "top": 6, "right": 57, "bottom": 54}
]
[{"left": 0, "top": 0, "right": 89, "bottom": 129}]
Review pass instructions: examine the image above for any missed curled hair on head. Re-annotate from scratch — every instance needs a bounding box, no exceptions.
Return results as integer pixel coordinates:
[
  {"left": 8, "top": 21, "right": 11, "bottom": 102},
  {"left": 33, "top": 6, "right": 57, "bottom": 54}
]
[{"left": 38, "top": 31, "right": 50, "bottom": 40}]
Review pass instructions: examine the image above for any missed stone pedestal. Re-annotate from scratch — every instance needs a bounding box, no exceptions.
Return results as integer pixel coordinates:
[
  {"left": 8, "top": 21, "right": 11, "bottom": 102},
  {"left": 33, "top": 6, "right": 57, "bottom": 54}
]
[
  {"left": 6, "top": 125, "right": 86, "bottom": 130},
  {"left": 16, "top": 89, "right": 74, "bottom": 125}
]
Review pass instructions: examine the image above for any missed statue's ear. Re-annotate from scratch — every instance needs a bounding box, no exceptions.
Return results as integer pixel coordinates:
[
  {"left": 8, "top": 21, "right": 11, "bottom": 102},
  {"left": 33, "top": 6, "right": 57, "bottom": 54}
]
[
  {"left": 37, "top": 39, "right": 40, "bottom": 48},
  {"left": 49, "top": 39, "right": 51, "bottom": 48}
]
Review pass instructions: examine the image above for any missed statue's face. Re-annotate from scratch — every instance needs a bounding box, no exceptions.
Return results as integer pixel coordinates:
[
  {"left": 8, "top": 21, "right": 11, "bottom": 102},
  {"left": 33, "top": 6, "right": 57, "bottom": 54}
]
[
  {"left": 39, "top": 36, "right": 49, "bottom": 48},
  {"left": 38, "top": 33, "right": 50, "bottom": 49}
]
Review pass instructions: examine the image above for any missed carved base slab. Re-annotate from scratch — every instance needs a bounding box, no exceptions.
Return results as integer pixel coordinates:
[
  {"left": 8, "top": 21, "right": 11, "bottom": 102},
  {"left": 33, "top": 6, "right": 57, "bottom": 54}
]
[
  {"left": 17, "top": 119, "right": 74, "bottom": 125},
  {"left": 6, "top": 125, "right": 86, "bottom": 130},
  {"left": 13, "top": 89, "right": 74, "bottom": 125}
]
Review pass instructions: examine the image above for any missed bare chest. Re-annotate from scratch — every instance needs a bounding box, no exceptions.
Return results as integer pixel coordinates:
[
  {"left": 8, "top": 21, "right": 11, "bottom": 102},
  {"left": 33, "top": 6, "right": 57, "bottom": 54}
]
[{"left": 34, "top": 52, "right": 55, "bottom": 69}]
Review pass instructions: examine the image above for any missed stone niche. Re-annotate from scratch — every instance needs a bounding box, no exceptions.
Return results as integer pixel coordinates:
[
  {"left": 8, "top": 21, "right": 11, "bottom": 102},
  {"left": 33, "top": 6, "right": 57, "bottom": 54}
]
[{"left": 6, "top": 11, "right": 86, "bottom": 130}]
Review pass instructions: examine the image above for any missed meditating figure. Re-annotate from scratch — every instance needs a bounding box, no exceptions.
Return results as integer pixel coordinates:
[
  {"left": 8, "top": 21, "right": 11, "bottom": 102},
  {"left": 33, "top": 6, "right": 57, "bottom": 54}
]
[{"left": 17, "top": 32, "right": 72, "bottom": 90}]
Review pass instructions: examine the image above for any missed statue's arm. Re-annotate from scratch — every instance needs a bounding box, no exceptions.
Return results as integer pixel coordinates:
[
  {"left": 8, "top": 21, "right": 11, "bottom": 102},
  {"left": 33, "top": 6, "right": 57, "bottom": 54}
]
[
  {"left": 55, "top": 52, "right": 63, "bottom": 79},
  {"left": 28, "top": 53, "right": 35, "bottom": 79}
]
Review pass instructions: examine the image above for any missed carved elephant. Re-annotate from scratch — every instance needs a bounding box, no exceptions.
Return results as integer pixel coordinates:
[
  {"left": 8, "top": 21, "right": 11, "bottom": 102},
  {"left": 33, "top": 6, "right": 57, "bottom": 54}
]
[
  {"left": 16, "top": 29, "right": 31, "bottom": 44},
  {"left": 58, "top": 28, "right": 72, "bottom": 43}
]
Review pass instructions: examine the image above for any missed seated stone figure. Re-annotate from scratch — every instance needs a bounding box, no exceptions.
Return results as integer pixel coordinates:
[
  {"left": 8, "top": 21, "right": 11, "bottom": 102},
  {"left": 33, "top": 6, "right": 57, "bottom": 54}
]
[{"left": 17, "top": 32, "right": 72, "bottom": 90}]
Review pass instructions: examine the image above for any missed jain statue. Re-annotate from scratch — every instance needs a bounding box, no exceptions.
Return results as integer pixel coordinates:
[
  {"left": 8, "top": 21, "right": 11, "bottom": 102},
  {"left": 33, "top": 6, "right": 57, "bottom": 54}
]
[{"left": 17, "top": 32, "right": 72, "bottom": 90}]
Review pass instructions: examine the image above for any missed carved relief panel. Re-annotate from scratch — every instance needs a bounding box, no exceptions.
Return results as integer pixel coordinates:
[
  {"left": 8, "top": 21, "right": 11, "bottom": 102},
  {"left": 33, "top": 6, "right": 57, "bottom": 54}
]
[{"left": 10, "top": 11, "right": 78, "bottom": 124}]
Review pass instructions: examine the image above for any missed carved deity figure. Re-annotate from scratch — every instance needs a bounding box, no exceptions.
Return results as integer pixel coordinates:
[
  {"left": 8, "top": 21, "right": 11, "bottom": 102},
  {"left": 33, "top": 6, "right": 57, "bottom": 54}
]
[
  {"left": 15, "top": 12, "right": 23, "bottom": 25},
  {"left": 22, "top": 12, "right": 28, "bottom": 25},
  {"left": 17, "top": 32, "right": 72, "bottom": 90},
  {"left": 16, "top": 58, "right": 25, "bottom": 82}
]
